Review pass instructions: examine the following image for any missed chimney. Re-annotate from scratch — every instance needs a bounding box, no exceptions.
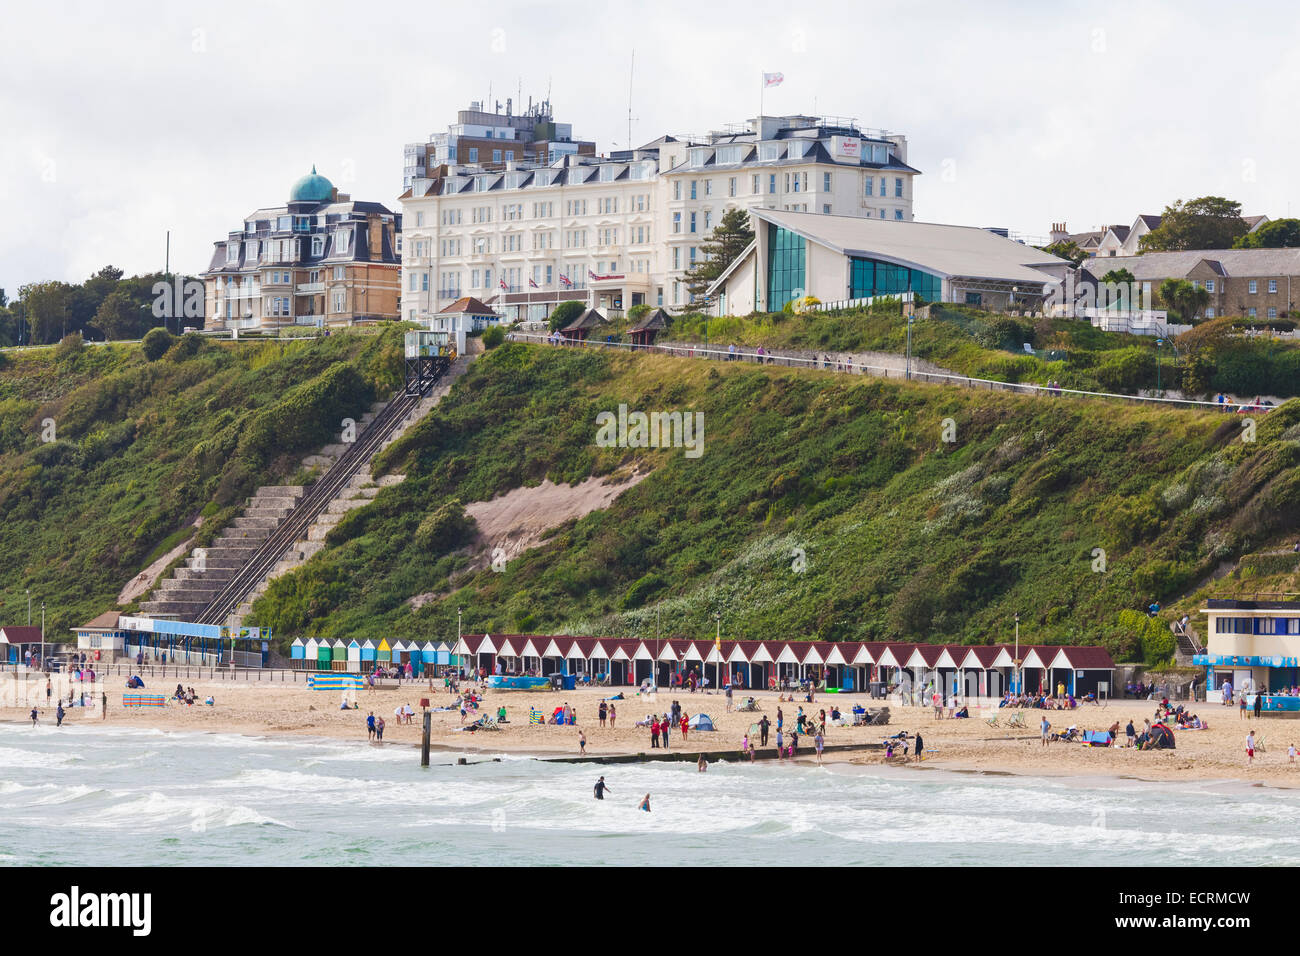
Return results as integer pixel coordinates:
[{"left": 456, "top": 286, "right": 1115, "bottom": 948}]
[
  {"left": 1049, "top": 222, "right": 1068, "bottom": 244},
  {"left": 369, "top": 214, "right": 382, "bottom": 262}
]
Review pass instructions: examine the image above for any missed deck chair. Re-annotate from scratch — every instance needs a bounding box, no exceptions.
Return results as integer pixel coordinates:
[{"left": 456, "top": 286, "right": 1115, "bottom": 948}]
[
  {"left": 1006, "top": 711, "right": 1027, "bottom": 729},
  {"left": 983, "top": 710, "right": 1000, "bottom": 728},
  {"left": 868, "top": 708, "right": 891, "bottom": 726},
  {"left": 1255, "top": 735, "right": 1266, "bottom": 752},
  {"left": 478, "top": 716, "right": 500, "bottom": 731}
]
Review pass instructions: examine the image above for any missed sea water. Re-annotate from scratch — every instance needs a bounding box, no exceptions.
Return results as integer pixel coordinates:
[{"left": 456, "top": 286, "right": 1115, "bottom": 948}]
[{"left": 0, "top": 724, "right": 1293, "bottom": 866}]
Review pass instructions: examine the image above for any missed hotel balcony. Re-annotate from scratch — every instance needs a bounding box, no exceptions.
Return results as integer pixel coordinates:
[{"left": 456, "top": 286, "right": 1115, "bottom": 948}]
[{"left": 295, "top": 282, "right": 325, "bottom": 294}]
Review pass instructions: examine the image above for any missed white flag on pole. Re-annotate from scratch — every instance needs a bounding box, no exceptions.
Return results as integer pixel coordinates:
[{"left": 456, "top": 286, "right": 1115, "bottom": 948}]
[{"left": 763, "top": 72, "right": 784, "bottom": 88}]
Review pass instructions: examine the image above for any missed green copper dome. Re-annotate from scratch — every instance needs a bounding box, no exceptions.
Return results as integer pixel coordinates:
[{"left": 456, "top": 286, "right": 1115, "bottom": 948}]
[{"left": 289, "top": 165, "right": 334, "bottom": 203}]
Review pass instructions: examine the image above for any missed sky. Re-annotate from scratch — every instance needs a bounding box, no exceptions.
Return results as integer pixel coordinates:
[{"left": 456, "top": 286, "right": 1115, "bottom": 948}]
[{"left": 3, "top": 0, "right": 1299, "bottom": 290}]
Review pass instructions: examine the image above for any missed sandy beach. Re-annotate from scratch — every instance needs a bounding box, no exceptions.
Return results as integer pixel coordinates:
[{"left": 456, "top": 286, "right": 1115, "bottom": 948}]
[{"left": 6, "top": 676, "right": 1299, "bottom": 787}]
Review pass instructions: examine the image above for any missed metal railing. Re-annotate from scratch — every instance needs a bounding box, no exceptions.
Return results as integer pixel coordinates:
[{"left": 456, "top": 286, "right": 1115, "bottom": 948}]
[{"left": 506, "top": 331, "right": 1230, "bottom": 411}]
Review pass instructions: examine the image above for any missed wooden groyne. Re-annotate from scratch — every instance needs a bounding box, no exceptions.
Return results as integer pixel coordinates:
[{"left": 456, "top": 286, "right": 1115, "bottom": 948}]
[{"left": 542, "top": 741, "right": 886, "bottom": 765}]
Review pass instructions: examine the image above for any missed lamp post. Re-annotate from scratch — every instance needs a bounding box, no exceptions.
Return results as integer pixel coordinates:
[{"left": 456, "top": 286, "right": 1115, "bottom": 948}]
[
  {"left": 1155, "top": 338, "right": 1163, "bottom": 396},
  {"left": 26, "top": 589, "right": 30, "bottom": 626},
  {"left": 905, "top": 313, "right": 914, "bottom": 380},
  {"left": 1013, "top": 612, "right": 1020, "bottom": 696},
  {"left": 714, "top": 612, "right": 721, "bottom": 692},
  {"left": 457, "top": 607, "right": 463, "bottom": 677},
  {"left": 40, "top": 602, "right": 45, "bottom": 674}
]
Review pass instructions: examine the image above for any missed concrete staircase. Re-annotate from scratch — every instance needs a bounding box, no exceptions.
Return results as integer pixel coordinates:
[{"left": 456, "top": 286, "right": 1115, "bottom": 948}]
[
  {"left": 1174, "top": 624, "right": 1202, "bottom": 665},
  {"left": 226, "top": 355, "right": 473, "bottom": 626},
  {"left": 138, "top": 485, "right": 304, "bottom": 619}
]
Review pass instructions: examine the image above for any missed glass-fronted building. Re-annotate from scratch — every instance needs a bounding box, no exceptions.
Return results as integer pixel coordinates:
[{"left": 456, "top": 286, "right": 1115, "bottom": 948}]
[{"left": 849, "top": 256, "right": 942, "bottom": 301}]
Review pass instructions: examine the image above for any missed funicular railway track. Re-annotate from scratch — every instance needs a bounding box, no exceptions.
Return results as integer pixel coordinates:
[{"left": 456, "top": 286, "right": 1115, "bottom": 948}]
[{"left": 195, "top": 361, "right": 450, "bottom": 626}]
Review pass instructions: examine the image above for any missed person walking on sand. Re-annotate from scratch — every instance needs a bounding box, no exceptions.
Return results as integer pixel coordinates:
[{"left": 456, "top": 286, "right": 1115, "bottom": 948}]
[
  {"left": 661, "top": 717, "right": 670, "bottom": 749},
  {"left": 639, "top": 793, "right": 650, "bottom": 812},
  {"left": 776, "top": 707, "right": 784, "bottom": 736},
  {"left": 579, "top": 731, "right": 587, "bottom": 755},
  {"left": 1246, "top": 729, "right": 1256, "bottom": 765},
  {"left": 1125, "top": 719, "right": 1136, "bottom": 748},
  {"left": 1289, "top": 743, "right": 1296, "bottom": 765},
  {"left": 56, "top": 703, "right": 65, "bottom": 728},
  {"left": 375, "top": 716, "right": 385, "bottom": 742},
  {"left": 1240, "top": 694, "right": 1248, "bottom": 720},
  {"left": 776, "top": 729, "right": 784, "bottom": 759},
  {"left": 1041, "top": 715, "right": 1051, "bottom": 746},
  {"left": 599, "top": 699, "right": 607, "bottom": 727},
  {"left": 367, "top": 712, "right": 376, "bottom": 740},
  {"left": 593, "top": 776, "right": 610, "bottom": 800}
]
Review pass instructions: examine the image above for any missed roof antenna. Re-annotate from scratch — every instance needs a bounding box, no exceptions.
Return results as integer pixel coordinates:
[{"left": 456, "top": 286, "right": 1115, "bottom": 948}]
[{"left": 626, "top": 50, "right": 638, "bottom": 151}]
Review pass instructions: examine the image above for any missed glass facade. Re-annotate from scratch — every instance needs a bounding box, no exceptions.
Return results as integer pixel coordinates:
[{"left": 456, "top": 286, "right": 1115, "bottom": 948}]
[
  {"left": 767, "top": 226, "right": 806, "bottom": 311},
  {"left": 849, "top": 256, "right": 942, "bottom": 302}
]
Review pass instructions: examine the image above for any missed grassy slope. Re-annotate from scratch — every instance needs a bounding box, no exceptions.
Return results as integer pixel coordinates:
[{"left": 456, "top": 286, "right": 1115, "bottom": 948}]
[
  {"left": 247, "top": 342, "right": 1300, "bottom": 663},
  {"left": 0, "top": 330, "right": 406, "bottom": 636}
]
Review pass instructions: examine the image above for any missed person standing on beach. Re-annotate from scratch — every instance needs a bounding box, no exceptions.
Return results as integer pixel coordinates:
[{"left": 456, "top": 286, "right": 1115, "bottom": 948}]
[
  {"left": 599, "top": 700, "right": 607, "bottom": 727},
  {"left": 375, "top": 716, "right": 385, "bottom": 742},
  {"left": 814, "top": 731, "right": 824, "bottom": 765},
  {"left": 913, "top": 731, "right": 923, "bottom": 763},
  {"left": 1125, "top": 719, "right": 1136, "bottom": 748},
  {"left": 56, "top": 703, "right": 65, "bottom": 728},
  {"left": 46, "top": 679, "right": 52, "bottom": 706},
  {"left": 579, "top": 731, "right": 587, "bottom": 755},
  {"left": 759, "top": 715, "right": 770, "bottom": 747},
  {"left": 726, "top": 684, "right": 733, "bottom": 712},
  {"left": 102, "top": 691, "right": 108, "bottom": 720},
  {"left": 650, "top": 717, "right": 660, "bottom": 748},
  {"left": 776, "top": 707, "right": 784, "bottom": 736},
  {"left": 776, "top": 729, "right": 784, "bottom": 759},
  {"left": 1246, "top": 730, "right": 1256, "bottom": 765},
  {"left": 366, "top": 712, "right": 376, "bottom": 740},
  {"left": 30, "top": 707, "right": 39, "bottom": 727},
  {"left": 1255, "top": 692, "right": 1264, "bottom": 719},
  {"left": 593, "top": 776, "right": 610, "bottom": 800},
  {"left": 1289, "top": 743, "right": 1296, "bottom": 765},
  {"left": 1240, "top": 694, "right": 1247, "bottom": 720},
  {"left": 1041, "top": 716, "right": 1051, "bottom": 746},
  {"left": 609, "top": 704, "right": 616, "bottom": 728}
]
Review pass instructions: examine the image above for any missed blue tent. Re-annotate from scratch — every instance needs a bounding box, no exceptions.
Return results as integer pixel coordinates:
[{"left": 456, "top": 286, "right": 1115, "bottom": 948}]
[{"left": 687, "top": 713, "right": 716, "bottom": 731}]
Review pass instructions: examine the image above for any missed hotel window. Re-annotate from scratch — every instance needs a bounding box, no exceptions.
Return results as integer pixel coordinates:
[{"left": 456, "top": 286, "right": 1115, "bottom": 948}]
[
  {"left": 226, "top": 243, "right": 239, "bottom": 263},
  {"left": 1269, "top": 279, "right": 1278, "bottom": 293},
  {"left": 823, "top": 172, "right": 832, "bottom": 192},
  {"left": 705, "top": 180, "right": 712, "bottom": 196},
  {"left": 415, "top": 212, "right": 424, "bottom": 227},
  {"left": 493, "top": 149, "right": 502, "bottom": 163},
  {"left": 1248, "top": 307, "right": 1257, "bottom": 318},
  {"left": 879, "top": 209, "right": 886, "bottom": 218},
  {"left": 506, "top": 150, "right": 514, "bottom": 161},
  {"left": 409, "top": 273, "right": 418, "bottom": 292},
  {"left": 672, "top": 247, "right": 680, "bottom": 270},
  {"left": 690, "top": 180, "right": 698, "bottom": 200},
  {"left": 824, "top": 204, "right": 832, "bottom": 214},
  {"left": 1206, "top": 307, "right": 1216, "bottom": 319},
  {"left": 1206, "top": 279, "right": 1215, "bottom": 292},
  {"left": 689, "top": 246, "right": 697, "bottom": 264},
  {"left": 673, "top": 212, "right": 682, "bottom": 234},
  {"left": 674, "top": 181, "right": 681, "bottom": 200},
  {"left": 468, "top": 148, "right": 478, "bottom": 163},
  {"left": 728, "top": 177, "right": 737, "bottom": 197},
  {"left": 864, "top": 176, "right": 874, "bottom": 197},
  {"left": 470, "top": 269, "right": 480, "bottom": 289},
  {"left": 421, "top": 273, "right": 428, "bottom": 292},
  {"left": 752, "top": 174, "right": 760, "bottom": 193},
  {"left": 1249, "top": 280, "right": 1258, "bottom": 293},
  {"left": 309, "top": 235, "right": 322, "bottom": 256},
  {"left": 895, "top": 177, "right": 903, "bottom": 198},
  {"left": 895, "top": 209, "right": 904, "bottom": 220},
  {"left": 690, "top": 212, "right": 697, "bottom": 233},
  {"left": 309, "top": 270, "right": 319, "bottom": 282},
  {"left": 333, "top": 266, "right": 345, "bottom": 280},
  {"left": 1268, "top": 307, "right": 1278, "bottom": 318},
  {"left": 704, "top": 210, "right": 712, "bottom": 230},
  {"left": 768, "top": 174, "right": 776, "bottom": 194},
  {"left": 332, "top": 291, "right": 345, "bottom": 312}
]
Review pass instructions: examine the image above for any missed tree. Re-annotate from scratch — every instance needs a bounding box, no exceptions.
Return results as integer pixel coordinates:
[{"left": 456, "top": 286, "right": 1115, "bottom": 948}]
[
  {"left": 93, "top": 288, "right": 150, "bottom": 340},
  {"left": 1140, "top": 197, "right": 1247, "bottom": 251},
  {"left": 1040, "top": 239, "right": 1089, "bottom": 267},
  {"left": 18, "top": 281, "right": 73, "bottom": 344},
  {"left": 1100, "top": 267, "right": 1135, "bottom": 286},
  {"left": 481, "top": 325, "right": 505, "bottom": 349},
  {"left": 1233, "top": 218, "right": 1300, "bottom": 249},
  {"left": 1157, "top": 278, "right": 1210, "bottom": 323},
  {"left": 548, "top": 300, "right": 584, "bottom": 332},
  {"left": 683, "top": 208, "right": 754, "bottom": 298},
  {"left": 141, "top": 327, "right": 173, "bottom": 361}
]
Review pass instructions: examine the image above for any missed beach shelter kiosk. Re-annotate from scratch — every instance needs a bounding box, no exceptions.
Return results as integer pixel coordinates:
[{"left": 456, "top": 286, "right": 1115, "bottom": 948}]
[
  {"left": 627, "top": 307, "right": 670, "bottom": 348},
  {"left": 346, "top": 640, "right": 362, "bottom": 669},
  {"left": 560, "top": 307, "right": 606, "bottom": 343},
  {"left": 748, "top": 642, "right": 776, "bottom": 689},
  {"left": 331, "top": 639, "right": 348, "bottom": 671},
  {"left": 775, "top": 642, "right": 802, "bottom": 686},
  {"left": 823, "top": 644, "right": 849, "bottom": 689},
  {"left": 631, "top": 642, "right": 655, "bottom": 684},
  {"left": 377, "top": 638, "right": 392, "bottom": 665},
  {"left": 1020, "top": 647, "right": 1052, "bottom": 695},
  {"left": 290, "top": 638, "right": 305, "bottom": 663},
  {"left": 728, "top": 642, "right": 754, "bottom": 688}
]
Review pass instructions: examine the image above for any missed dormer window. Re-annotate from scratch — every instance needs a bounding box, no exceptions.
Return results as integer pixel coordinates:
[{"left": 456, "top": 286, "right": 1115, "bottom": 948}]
[
  {"left": 226, "top": 242, "right": 240, "bottom": 263},
  {"left": 312, "top": 236, "right": 325, "bottom": 256},
  {"left": 758, "top": 143, "right": 782, "bottom": 161},
  {"left": 334, "top": 230, "right": 350, "bottom": 255}
]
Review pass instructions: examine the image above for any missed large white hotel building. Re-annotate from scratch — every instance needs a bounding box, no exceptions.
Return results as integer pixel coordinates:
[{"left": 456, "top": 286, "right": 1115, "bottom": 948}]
[{"left": 399, "top": 104, "right": 919, "bottom": 322}]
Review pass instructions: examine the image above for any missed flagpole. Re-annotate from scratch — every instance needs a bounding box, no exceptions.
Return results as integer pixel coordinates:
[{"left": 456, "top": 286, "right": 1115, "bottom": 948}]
[{"left": 759, "top": 71, "right": 764, "bottom": 127}]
